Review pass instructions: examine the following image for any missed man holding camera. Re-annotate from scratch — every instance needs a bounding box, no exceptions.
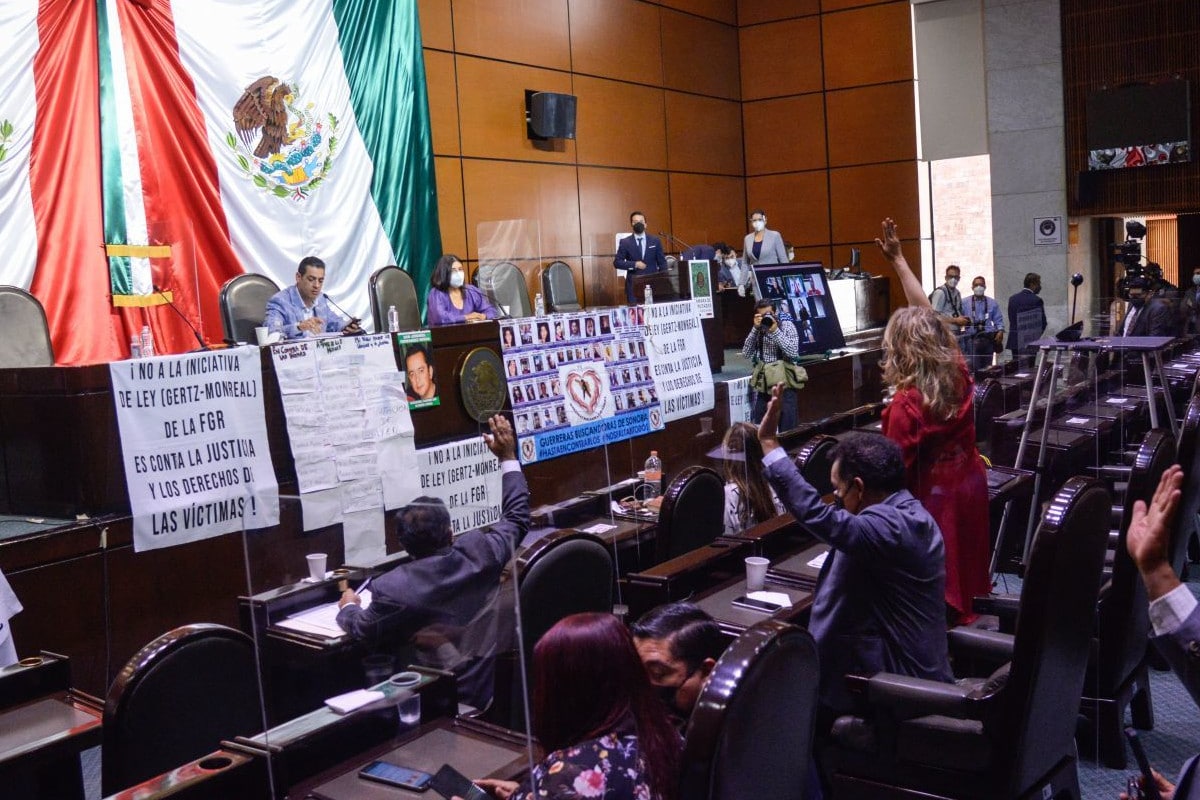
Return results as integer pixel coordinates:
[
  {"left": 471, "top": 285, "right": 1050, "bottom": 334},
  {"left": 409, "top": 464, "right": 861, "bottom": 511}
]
[
  {"left": 742, "top": 298, "right": 799, "bottom": 430},
  {"left": 962, "top": 276, "right": 1005, "bottom": 374}
]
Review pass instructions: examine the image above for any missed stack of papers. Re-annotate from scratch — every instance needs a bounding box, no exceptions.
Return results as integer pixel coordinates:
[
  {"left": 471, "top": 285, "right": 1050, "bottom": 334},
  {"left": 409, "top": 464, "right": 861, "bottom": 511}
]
[
  {"left": 275, "top": 590, "right": 373, "bottom": 638},
  {"left": 325, "top": 688, "right": 386, "bottom": 714}
]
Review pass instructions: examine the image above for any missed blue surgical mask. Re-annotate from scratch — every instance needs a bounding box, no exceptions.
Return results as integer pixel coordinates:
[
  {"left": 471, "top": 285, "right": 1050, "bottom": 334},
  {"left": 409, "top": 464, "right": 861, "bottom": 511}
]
[
  {"left": 1192, "top": 274, "right": 1200, "bottom": 286},
  {"left": 450, "top": 271, "right": 465, "bottom": 288}
]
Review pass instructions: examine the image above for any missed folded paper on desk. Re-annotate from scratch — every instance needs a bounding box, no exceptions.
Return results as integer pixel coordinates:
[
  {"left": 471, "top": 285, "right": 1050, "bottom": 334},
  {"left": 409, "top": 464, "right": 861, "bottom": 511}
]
[
  {"left": 276, "top": 590, "right": 373, "bottom": 638},
  {"left": 806, "top": 551, "right": 828, "bottom": 570},
  {"left": 325, "top": 688, "right": 386, "bottom": 715},
  {"left": 748, "top": 590, "right": 792, "bottom": 608},
  {"left": 580, "top": 523, "right": 617, "bottom": 534}
]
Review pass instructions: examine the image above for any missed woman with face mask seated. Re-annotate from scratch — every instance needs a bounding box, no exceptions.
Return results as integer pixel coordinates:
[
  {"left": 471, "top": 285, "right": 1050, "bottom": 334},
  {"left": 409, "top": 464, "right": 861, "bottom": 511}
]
[{"left": 426, "top": 254, "right": 498, "bottom": 325}]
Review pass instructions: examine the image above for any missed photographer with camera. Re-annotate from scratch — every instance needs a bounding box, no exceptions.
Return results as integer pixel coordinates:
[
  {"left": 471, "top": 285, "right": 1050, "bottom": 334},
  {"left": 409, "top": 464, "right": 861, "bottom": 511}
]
[
  {"left": 961, "top": 276, "right": 1005, "bottom": 374},
  {"left": 743, "top": 298, "right": 800, "bottom": 430}
]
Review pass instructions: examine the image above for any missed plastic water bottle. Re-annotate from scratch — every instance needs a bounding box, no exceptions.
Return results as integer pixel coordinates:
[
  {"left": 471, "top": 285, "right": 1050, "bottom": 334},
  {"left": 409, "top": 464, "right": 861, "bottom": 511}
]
[
  {"left": 644, "top": 284, "right": 654, "bottom": 306},
  {"left": 643, "top": 451, "right": 663, "bottom": 500},
  {"left": 129, "top": 334, "right": 141, "bottom": 359},
  {"left": 140, "top": 325, "right": 155, "bottom": 358},
  {"left": 387, "top": 305, "right": 399, "bottom": 333},
  {"left": 534, "top": 292, "right": 545, "bottom": 316}
]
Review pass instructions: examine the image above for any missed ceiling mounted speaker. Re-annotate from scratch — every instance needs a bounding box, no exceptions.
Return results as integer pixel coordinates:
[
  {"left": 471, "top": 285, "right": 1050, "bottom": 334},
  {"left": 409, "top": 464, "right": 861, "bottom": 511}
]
[{"left": 526, "top": 90, "right": 577, "bottom": 140}]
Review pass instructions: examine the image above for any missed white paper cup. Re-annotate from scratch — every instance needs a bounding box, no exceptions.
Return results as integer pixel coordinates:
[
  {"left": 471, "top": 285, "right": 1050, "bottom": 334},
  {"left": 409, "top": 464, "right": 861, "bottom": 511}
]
[
  {"left": 745, "top": 556, "right": 769, "bottom": 592},
  {"left": 254, "top": 326, "right": 270, "bottom": 346},
  {"left": 306, "top": 553, "right": 327, "bottom": 581}
]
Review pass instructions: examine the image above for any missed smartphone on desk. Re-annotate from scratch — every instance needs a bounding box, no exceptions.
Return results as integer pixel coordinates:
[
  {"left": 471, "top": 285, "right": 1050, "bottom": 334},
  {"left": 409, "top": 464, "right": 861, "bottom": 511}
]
[
  {"left": 429, "top": 764, "right": 490, "bottom": 800},
  {"left": 358, "top": 760, "right": 433, "bottom": 791},
  {"left": 731, "top": 595, "right": 784, "bottom": 613}
]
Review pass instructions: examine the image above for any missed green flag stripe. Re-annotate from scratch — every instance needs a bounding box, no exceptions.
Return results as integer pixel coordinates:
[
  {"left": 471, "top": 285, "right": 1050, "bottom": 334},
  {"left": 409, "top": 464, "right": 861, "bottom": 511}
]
[
  {"left": 330, "top": 0, "right": 442, "bottom": 314},
  {"left": 95, "top": 0, "right": 131, "bottom": 296}
]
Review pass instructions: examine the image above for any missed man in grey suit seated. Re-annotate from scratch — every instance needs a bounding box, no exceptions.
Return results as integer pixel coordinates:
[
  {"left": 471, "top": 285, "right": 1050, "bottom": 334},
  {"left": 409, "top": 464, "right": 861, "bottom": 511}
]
[
  {"left": 337, "top": 414, "right": 529, "bottom": 710},
  {"left": 756, "top": 384, "right": 952, "bottom": 714},
  {"left": 1123, "top": 464, "right": 1200, "bottom": 800}
]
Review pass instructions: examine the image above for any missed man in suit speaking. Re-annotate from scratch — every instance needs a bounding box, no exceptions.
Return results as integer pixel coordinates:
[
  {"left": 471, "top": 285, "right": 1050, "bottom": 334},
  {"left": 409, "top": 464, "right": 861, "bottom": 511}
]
[{"left": 614, "top": 210, "right": 667, "bottom": 304}]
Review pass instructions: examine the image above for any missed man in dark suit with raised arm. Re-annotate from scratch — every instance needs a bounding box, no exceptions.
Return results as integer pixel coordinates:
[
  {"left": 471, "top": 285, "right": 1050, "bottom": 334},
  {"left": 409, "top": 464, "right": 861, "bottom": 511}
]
[
  {"left": 614, "top": 210, "right": 667, "bottom": 304},
  {"left": 1123, "top": 465, "right": 1200, "bottom": 800},
  {"left": 336, "top": 414, "right": 529, "bottom": 710}
]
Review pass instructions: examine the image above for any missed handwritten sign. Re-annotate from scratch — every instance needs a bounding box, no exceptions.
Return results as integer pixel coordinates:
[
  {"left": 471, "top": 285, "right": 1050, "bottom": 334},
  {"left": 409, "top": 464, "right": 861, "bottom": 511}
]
[
  {"left": 110, "top": 347, "right": 279, "bottom": 551},
  {"left": 645, "top": 301, "right": 714, "bottom": 423}
]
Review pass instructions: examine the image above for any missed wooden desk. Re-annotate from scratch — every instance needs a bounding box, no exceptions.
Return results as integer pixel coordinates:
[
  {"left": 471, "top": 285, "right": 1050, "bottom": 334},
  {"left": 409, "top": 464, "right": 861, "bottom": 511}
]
[
  {"left": 296, "top": 717, "right": 530, "bottom": 800},
  {"left": 692, "top": 574, "right": 813, "bottom": 638},
  {"left": 0, "top": 689, "right": 103, "bottom": 800}
]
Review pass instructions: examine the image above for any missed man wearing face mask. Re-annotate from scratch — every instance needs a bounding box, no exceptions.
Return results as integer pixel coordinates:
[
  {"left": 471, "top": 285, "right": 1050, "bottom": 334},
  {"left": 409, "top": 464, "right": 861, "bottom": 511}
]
[
  {"left": 715, "top": 242, "right": 753, "bottom": 294},
  {"left": 1006, "top": 273, "right": 1047, "bottom": 366},
  {"left": 756, "top": 390, "right": 952, "bottom": 715},
  {"left": 614, "top": 211, "right": 667, "bottom": 305},
  {"left": 1181, "top": 267, "right": 1200, "bottom": 334},
  {"left": 929, "top": 265, "right": 971, "bottom": 333},
  {"left": 1122, "top": 276, "right": 1174, "bottom": 337},
  {"left": 631, "top": 602, "right": 724, "bottom": 726},
  {"left": 962, "top": 276, "right": 1005, "bottom": 373}
]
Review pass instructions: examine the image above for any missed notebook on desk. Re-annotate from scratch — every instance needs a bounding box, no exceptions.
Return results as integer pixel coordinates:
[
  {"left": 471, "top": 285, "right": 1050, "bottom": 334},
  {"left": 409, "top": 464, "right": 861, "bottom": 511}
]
[{"left": 276, "top": 591, "right": 373, "bottom": 639}]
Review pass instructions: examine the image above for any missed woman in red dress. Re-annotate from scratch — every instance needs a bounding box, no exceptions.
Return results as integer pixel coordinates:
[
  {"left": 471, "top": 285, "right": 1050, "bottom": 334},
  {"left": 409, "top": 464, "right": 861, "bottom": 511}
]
[{"left": 876, "top": 219, "right": 991, "bottom": 624}]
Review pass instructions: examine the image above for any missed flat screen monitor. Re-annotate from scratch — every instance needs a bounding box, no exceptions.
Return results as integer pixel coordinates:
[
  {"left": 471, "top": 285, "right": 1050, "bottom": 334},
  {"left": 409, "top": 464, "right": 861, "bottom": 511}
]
[{"left": 753, "top": 263, "right": 845, "bottom": 356}]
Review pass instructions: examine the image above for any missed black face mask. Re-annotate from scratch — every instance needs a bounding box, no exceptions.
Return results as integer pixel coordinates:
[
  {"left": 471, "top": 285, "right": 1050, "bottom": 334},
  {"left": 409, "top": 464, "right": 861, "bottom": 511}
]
[
  {"left": 1032, "top": 285, "right": 1041, "bottom": 295},
  {"left": 1129, "top": 296, "right": 1146, "bottom": 308},
  {"left": 656, "top": 682, "right": 681, "bottom": 710},
  {"left": 832, "top": 495, "right": 845, "bottom": 511},
  {"left": 632, "top": 222, "right": 646, "bottom": 235}
]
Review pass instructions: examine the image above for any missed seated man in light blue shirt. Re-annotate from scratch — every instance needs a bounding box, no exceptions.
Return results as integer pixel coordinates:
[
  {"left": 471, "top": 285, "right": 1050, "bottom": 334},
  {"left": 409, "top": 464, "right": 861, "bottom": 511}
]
[
  {"left": 961, "top": 275, "right": 1005, "bottom": 373},
  {"left": 716, "top": 242, "right": 753, "bottom": 294},
  {"left": 264, "top": 256, "right": 361, "bottom": 340}
]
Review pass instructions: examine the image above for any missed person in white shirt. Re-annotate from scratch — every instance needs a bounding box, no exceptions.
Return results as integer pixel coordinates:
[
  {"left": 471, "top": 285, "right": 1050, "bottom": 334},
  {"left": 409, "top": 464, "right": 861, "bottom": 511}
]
[{"left": 717, "top": 422, "right": 784, "bottom": 534}]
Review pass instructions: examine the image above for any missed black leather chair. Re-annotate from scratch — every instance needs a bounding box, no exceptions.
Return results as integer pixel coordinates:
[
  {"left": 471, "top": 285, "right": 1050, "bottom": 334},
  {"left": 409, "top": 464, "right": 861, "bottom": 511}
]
[
  {"left": 489, "top": 530, "right": 614, "bottom": 729},
  {"left": 102, "top": 624, "right": 264, "bottom": 795},
  {"left": 972, "top": 378, "right": 1004, "bottom": 444},
  {"left": 655, "top": 466, "right": 725, "bottom": 562},
  {"left": 824, "top": 476, "right": 1111, "bottom": 800},
  {"left": 1079, "top": 429, "right": 1175, "bottom": 768},
  {"left": 794, "top": 433, "right": 838, "bottom": 496},
  {"left": 368, "top": 265, "right": 421, "bottom": 332},
  {"left": 218, "top": 273, "right": 279, "bottom": 344},
  {"left": 475, "top": 261, "right": 531, "bottom": 317},
  {"left": 1171, "top": 394, "right": 1200, "bottom": 575},
  {"left": 0, "top": 286, "right": 54, "bottom": 367},
  {"left": 680, "top": 620, "right": 820, "bottom": 800},
  {"left": 540, "top": 260, "right": 582, "bottom": 313}
]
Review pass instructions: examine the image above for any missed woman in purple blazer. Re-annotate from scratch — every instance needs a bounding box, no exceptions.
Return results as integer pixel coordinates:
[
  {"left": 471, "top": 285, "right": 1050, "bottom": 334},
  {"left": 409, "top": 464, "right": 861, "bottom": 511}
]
[{"left": 425, "top": 254, "right": 498, "bottom": 325}]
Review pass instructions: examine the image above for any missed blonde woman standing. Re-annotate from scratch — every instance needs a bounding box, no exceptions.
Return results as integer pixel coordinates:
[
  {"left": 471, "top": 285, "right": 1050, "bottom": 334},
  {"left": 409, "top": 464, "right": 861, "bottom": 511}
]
[{"left": 875, "top": 219, "right": 991, "bottom": 624}]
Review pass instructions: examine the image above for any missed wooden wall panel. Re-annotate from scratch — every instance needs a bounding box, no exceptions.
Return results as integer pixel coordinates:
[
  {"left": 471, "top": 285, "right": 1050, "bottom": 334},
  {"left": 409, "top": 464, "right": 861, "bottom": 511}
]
[
  {"left": 434, "top": 157, "right": 468, "bottom": 259},
  {"left": 737, "top": 0, "right": 819, "bottom": 26},
  {"left": 1063, "top": 0, "right": 1200, "bottom": 215},
  {"left": 455, "top": 56, "right": 576, "bottom": 163},
  {"left": 451, "top": 0, "right": 572, "bottom": 70},
  {"left": 829, "top": 161, "right": 919, "bottom": 245},
  {"left": 418, "top": 0, "right": 453, "bottom": 50},
  {"left": 668, "top": 173, "right": 747, "bottom": 246},
  {"left": 574, "top": 76, "right": 669, "bottom": 170},
  {"left": 569, "top": 0, "right": 664, "bottom": 85},
  {"left": 665, "top": 92, "right": 743, "bottom": 175},
  {"left": 462, "top": 161, "right": 582, "bottom": 259},
  {"left": 739, "top": 17, "right": 823, "bottom": 101},
  {"left": 577, "top": 167, "right": 671, "bottom": 257},
  {"left": 743, "top": 94, "right": 826, "bottom": 176},
  {"left": 658, "top": 0, "right": 737, "bottom": 25},
  {"left": 792, "top": 244, "right": 834, "bottom": 268},
  {"left": 822, "top": 1, "right": 912, "bottom": 90},
  {"left": 424, "top": 49, "right": 460, "bottom": 157},
  {"left": 746, "top": 171, "right": 831, "bottom": 248},
  {"left": 820, "top": 0, "right": 895, "bottom": 12},
  {"left": 661, "top": 9, "right": 741, "bottom": 101},
  {"left": 825, "top": 82, "right": 917, "bottom": 167}
]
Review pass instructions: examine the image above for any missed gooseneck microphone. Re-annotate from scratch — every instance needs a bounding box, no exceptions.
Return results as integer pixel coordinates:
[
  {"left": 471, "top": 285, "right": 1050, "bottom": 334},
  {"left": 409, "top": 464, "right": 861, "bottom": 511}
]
[
  {"left": 321, "top": 293, "right": 365, "bottom": 334},
  {"left": 152, "top": 285, "right": 208, "bottom": 350}
]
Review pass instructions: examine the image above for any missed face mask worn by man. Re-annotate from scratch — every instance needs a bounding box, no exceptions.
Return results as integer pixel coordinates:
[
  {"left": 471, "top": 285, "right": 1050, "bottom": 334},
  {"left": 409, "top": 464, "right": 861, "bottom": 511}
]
[
  {"left": 450, "top": 271, "right": 465, "bottom": 288},
  {"left": 1193, "top": 274, "right": 1200, "bottom": 286},
  {"left": 973, "top": 285, "right": 986, "bottom": 297},
  {"left": 632, "top": 221, "right": 646, "bottom": 235},
  {"left": 946, "top": 277, "right": 959, "bottom": 289},
  {"left": 724, "top": 258, "right": 737, "bottom": 268}
]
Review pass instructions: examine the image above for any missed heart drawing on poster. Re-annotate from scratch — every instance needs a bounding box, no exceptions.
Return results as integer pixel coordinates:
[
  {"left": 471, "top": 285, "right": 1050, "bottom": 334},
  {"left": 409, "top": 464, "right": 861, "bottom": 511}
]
[{"left": 566, "top": 368, "right": 605, "bottom": 420}]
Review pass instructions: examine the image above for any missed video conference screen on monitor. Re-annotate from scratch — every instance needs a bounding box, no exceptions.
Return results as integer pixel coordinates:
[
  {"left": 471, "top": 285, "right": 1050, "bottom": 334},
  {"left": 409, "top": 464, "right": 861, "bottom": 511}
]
[{"left": 753, "top": 262, "right": 846, "bottom": 356}]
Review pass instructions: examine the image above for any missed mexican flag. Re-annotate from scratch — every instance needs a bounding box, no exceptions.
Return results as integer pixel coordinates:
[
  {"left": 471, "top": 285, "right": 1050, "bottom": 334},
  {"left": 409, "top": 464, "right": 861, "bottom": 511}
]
[{"left": 0, "top": 0, "right": 440, "bottom": 365}]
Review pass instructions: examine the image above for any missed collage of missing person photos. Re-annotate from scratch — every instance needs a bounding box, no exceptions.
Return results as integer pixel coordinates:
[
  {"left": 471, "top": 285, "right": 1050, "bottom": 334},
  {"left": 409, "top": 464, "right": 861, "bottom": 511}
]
[{"left": 499, "top": 307, "right": 659, "bottom": 440}]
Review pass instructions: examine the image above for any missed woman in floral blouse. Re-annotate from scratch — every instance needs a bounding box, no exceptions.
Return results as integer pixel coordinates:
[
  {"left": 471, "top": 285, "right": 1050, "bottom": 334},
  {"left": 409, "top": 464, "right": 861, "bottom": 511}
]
[{"left": 472, "top": 613, "right": 682, "bottom": 800}]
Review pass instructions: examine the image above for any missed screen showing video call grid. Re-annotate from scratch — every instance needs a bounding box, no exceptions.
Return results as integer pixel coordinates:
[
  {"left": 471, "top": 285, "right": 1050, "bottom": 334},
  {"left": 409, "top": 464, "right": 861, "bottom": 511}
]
[{"left": 753, "top": 263, "right": 846, "bottom": 356}]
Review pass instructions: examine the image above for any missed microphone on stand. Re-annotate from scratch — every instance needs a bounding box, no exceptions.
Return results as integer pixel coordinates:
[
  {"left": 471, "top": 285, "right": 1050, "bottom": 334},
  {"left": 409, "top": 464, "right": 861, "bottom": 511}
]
[
  {"left": 1069, "top": 273, "right": 1084, "bottom": 323},
  {"left": 152, "top": 285, "right": 208, "bottom": 350},
  {"left": 1056, "top": 273, "right": 1085, "bottom": 342},
  {"left": 321, "top": 293, "right": 365, "bottom": 335},
  {"left": 657, "top": 231, "right": 694, "bottom": 254}
]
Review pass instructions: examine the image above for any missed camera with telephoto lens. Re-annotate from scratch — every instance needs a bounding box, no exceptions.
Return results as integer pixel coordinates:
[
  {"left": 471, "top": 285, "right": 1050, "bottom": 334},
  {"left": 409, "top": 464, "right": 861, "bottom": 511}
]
[{"left": 758, "top": 314, "right": 775, "bottom": 332}]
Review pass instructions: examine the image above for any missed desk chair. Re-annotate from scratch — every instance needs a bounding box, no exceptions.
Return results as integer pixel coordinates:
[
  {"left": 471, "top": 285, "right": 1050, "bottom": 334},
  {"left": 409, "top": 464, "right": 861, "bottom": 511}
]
[
  {"left": 102, "top": 623, "right": 264, "bottom": 795},
  {"left": 218, "top": 274, "right": 279, "bottom": 344},
  {"left": 475, "top": 262, "right": 531, "bottom": 318},
  {"left": 1171, "top": 395, "right": 1200, "bottom": 576},
  {"left": 973, "top": 378, "right": 1004, "bottom": 444},
  {"left": 655, "top": 467, "right": 725, "bottom": 563},
  {"left": 793, "top": 434, "right": 838, "bottom": 496},
  {"left": 0, "top": 286, "right": 54, "bottom": 367},
  {"left": 680, "top": 620, "right": 820, "bottom": 800},
  {"left": 369, "top": 265, "right": 421, "bottom": 332},
  {"left": 824, "top": 476, "right": 1110, "bottom": 800},
  {"left": 540, "top": 260, "right": 581, "bottom": 313}
]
